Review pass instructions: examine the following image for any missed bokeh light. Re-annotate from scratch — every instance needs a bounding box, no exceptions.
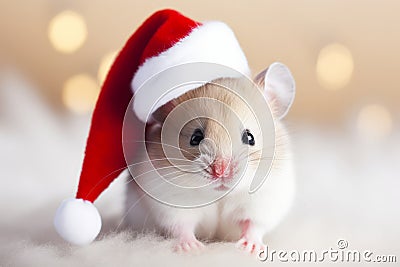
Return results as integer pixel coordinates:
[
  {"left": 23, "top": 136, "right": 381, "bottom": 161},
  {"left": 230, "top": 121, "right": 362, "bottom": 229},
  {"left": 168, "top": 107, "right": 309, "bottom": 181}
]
[
  {"left": 62, "top": 74, "right": 99, "bottom": 114},
  {"left": 48, "top": 10, "right": 87, "bottom": 54},
  {"left": 357, "top": 104, "right": 393, "bottom": 141},
  {"left": 316, "top": 43, "right": 354, "bottom": 90},
  {"left": 97, "top": 51, "right": 118, "bottom": 85}
]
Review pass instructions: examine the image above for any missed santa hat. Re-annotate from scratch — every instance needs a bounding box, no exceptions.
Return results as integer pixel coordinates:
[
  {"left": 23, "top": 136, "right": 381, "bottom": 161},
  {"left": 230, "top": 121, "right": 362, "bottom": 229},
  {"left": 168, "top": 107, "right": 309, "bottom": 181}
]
[{"left": 54, "top": 9, "right": 250, "bottom": 245}]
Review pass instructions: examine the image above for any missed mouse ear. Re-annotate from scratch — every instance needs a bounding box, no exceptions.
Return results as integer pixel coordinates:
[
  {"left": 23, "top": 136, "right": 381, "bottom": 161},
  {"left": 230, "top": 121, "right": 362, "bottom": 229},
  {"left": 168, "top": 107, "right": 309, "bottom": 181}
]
[{"left": 254, "top": 62, "right": 295, "bottom": 120}]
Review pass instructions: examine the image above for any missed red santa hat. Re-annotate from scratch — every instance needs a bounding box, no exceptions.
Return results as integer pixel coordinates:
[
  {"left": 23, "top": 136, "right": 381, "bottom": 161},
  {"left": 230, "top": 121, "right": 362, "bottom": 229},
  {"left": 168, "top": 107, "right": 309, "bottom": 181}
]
[{"left": 54, "top": 9, "right": 250, "bottom": 245}]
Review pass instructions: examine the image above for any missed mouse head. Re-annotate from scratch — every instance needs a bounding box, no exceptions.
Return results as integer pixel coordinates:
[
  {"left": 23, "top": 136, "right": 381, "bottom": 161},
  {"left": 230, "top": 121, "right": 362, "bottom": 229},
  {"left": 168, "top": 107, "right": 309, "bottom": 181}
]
[{"left": 150, "top": 62, "right": 295, "bottom": 193}]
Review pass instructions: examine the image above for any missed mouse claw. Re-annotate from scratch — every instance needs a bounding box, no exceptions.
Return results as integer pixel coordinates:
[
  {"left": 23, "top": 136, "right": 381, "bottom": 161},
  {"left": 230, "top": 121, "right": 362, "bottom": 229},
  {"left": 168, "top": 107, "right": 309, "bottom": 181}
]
[
  {"left": 235, "top": 237, "right": 265, "bottom": 255},
  {"left": 173, "top": 237, "right": 205, "bottom": 253},
  {"left": 235, "top": 237, "right": 247, "bottom": 249}
]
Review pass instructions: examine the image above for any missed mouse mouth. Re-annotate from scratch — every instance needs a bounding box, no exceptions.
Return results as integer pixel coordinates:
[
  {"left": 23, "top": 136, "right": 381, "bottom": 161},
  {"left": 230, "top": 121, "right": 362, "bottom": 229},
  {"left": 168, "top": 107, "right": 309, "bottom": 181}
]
[{"left": 214, "top": 184, "right": 230, "bottom": 191}]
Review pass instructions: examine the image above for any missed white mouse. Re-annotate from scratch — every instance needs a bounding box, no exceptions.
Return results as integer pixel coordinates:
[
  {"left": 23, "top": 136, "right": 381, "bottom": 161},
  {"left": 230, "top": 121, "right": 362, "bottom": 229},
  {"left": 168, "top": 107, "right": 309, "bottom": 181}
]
[{"left": 124, "top": 62, "right": 296, "bottom": 253}]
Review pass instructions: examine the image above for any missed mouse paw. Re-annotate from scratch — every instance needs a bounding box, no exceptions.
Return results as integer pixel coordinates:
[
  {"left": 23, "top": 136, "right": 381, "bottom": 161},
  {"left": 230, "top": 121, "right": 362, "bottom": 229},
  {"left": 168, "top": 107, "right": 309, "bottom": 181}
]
[
  {"left": 173, "top": 237, "right": 205, "bottom": 253},
  {"left": 235, "top": 237, "right": 265, "bottom": 254}
]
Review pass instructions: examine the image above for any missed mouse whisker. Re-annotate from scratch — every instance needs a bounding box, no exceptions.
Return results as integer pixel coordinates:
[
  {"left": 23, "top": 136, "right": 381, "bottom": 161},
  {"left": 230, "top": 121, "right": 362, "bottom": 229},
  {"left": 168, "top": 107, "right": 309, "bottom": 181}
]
[
  {"left": 124, "top": 140, "right": 197, "bottom": 157},
  {"left": 133, "top": 157, "right": 193, "bottom": 164},
  {"left": 128, "top": 167, "right": 181, "bottom": 183},
  {"left": 236, "top": 149, "right": 250, "bottom": 159},
  {"left": 235, "top": 150, "right": 261, "bottom": 162},
  {"left": 169, "top": 173, "right": 218, "bottom": 187},
  {"left": 125, "top": 157, "right": 195, "bottom": 169},
  {"left": 248, "top": 150, "right": 263, "bottom": 157},
  {"left": 252, "top": 157, "right": 289, "bottom": 161},
  {"left": 124, "top": 164, "right": 193, "bottom": 186},
  {"left": 127, "top": 160, "right": 207, "bottom": 184},
  {"left": 144, "top": 141, "right": 197, "bottom": 158},
  {"left": 142, "top": 170, "right": 208, "bottom": 190}
]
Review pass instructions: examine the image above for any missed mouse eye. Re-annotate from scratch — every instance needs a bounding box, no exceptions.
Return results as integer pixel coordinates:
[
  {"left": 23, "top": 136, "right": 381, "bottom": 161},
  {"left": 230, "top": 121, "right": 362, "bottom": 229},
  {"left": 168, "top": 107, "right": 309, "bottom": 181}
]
[
  {"left": 190, "top": 128, "right": 204, "bottom": 146},
  {"left": 242, "top": 129, "right": 255, "bottom": 146}
]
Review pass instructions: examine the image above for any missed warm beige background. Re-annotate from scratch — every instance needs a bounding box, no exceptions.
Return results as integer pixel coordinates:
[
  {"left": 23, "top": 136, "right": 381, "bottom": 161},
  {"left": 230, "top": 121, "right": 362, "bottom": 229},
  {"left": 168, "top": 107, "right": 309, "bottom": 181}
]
[
  {"left": 1, "top": 2, "right": 399, "bottom": 266},
  {"left": 1, "top": 0, "right": 399, "bottom": 124}
]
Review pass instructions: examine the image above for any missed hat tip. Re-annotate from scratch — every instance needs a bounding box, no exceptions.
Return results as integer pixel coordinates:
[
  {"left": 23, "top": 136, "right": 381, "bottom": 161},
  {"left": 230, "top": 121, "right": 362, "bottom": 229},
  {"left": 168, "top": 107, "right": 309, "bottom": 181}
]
[{"left": 54, "top": 198, "right": 102, "bottom": 246}]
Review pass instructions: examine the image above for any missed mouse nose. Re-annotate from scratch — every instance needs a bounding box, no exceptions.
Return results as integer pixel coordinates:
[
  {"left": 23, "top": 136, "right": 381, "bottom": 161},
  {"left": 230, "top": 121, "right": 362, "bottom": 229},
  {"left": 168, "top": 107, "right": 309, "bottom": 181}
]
[{"left": 210, "top": 157, "right": 234, "bottom": 179}]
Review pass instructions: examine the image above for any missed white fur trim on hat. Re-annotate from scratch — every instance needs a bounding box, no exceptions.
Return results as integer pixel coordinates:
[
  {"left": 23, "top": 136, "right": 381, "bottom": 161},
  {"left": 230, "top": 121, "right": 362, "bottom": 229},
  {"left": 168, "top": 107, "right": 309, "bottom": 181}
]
[
  {"left": 131, "top": 21, "right": 250, "bottom": 122},
  {"left": 54, "top": 198, "right": 102, "bottom": 246}
]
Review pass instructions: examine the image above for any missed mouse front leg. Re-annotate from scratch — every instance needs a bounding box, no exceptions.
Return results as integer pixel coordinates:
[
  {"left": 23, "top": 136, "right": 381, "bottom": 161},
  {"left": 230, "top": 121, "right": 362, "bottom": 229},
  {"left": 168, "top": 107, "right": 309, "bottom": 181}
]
[
  {"left": 170, "top": 223, "right": 205, "bottom": 252},
  {"left": 235, "top": 219, "right": 266, "bottom": 254}
]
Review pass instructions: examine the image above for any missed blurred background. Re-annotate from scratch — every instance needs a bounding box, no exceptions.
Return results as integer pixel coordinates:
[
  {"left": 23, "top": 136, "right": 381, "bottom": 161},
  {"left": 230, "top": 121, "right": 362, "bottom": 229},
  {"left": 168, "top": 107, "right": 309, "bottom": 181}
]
[
  {"left": 0, "top": 1, "right": 399, "bottom": 266},
  {"left": 1, "top": 0, "right": 400, "bottom": 129}
]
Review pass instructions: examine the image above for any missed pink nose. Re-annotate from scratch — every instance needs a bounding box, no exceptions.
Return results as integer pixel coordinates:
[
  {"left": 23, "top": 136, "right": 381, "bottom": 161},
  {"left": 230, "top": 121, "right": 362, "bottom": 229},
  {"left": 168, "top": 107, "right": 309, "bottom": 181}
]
[{"left": 210, "top": 158, "right": 234, "bottom": 179}]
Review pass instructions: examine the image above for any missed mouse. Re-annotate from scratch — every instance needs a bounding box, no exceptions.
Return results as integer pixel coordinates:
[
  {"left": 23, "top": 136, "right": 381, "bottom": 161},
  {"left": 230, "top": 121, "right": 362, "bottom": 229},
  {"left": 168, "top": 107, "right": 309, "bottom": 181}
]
[{"left": 124, "top": 62, "right": 296, "bottom": 254}]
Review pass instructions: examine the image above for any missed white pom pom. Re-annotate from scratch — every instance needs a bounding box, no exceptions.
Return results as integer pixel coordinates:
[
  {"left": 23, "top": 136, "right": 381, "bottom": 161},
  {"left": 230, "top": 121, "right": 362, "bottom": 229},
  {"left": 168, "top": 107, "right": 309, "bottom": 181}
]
[{"left": 54, "top": 198, "right": 102, "bottom": 246}]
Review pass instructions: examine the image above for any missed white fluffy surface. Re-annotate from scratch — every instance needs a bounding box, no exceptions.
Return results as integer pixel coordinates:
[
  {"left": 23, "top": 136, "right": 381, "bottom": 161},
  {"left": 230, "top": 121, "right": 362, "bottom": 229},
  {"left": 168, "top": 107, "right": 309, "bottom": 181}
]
[{"left": 1, "top": 70, "right": 399, "bottom": 266}]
